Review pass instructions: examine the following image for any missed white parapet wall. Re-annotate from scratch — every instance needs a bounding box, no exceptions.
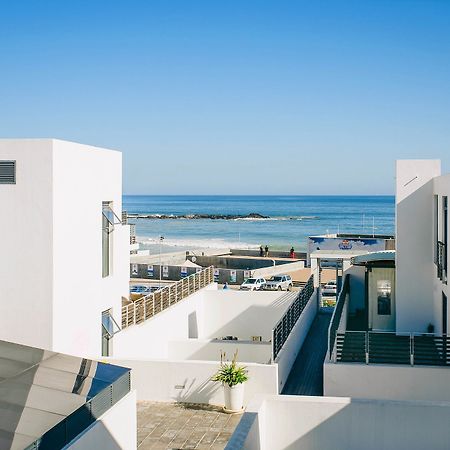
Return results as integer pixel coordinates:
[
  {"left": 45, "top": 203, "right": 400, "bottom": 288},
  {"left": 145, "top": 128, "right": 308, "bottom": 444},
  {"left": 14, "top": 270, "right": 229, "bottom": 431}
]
[
  {"left": 168, "top": 339, "right": 272, "bottom": 364},
  {"left": 324, "top": 360, "right": 450, "bottom": 402},
  {"left": 114, "top": 288, "right": 290, "bottom": 359},
  {"left": 66, "top": 390, "right": 137, "bottom": 450},
  {"left": 274, "top": 290, "right": 318, "bottom": 392},
  {"left": 234, "top": 394, "right": 450, "bottom": 450},
  {"left": 105, "top": 358, "right": 278, "bottom": 406}
]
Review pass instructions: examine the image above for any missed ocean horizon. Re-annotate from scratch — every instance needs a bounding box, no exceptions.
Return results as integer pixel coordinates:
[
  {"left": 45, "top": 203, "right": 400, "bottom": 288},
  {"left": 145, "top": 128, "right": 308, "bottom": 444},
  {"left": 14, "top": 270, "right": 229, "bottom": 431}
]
[{"left": 123, "top": 195, "right": 395, "bottom": 253}]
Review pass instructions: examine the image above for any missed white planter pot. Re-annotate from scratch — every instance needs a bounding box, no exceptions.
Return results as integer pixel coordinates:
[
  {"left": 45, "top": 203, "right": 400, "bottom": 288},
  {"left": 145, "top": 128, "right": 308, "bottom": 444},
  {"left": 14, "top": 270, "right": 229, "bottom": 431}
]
[{"left": 223, "top": 383, "right": 244, "bottom": 412}]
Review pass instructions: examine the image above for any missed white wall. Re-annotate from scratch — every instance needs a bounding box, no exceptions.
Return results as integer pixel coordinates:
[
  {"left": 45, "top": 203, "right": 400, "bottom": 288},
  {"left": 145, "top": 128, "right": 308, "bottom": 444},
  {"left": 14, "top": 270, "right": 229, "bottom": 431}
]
[
  {"left": 105, "top": 358, "right": 278, "bottom": 407},
  {"left": 432, "top": 173, "right": 450, "bottom": 333},
  {"left": 324, "top": 360, "right": 450, "bottom": 402},
  {"left": 114, "top": 288, "right": 290, "bottom": 359},
  {"left": 201, "top": 290, "right": 291, "bottom": 341},
  {"left": 0, "top": 139, "right": 130, "bottom": 358},
  {"left": 0, "top": 139, "right": 54, "bottom": 349},
  {"left": 114, "top": 288, "right": 207, "bottom": 359},
  {"left": 51, "top": 140, "right": 129, "bottom": 358},
  {"left": 275, "top": 290, "right": 318, "bottom": 391},
  {"left": 168, "top": 339, "right": 272, "bottom": 364},
  {"left": 66, "top": 390, "right": 136, "bottom": 450},
  {"left": 396, "top": 160, "right": 441, "bottom": 333},
  {"left": 240, "top": 394, "right": 450, "bottom": 450}
]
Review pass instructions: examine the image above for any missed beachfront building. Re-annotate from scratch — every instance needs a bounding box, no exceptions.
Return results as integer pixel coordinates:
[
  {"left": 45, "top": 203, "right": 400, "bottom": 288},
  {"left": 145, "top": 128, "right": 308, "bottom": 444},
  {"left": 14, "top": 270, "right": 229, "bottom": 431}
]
[
  {"left": 227, "top": 159, "right": 450, "bottom": 450},
  {"left": 0, "top": 139, "right": 130, "bottom": 358}
]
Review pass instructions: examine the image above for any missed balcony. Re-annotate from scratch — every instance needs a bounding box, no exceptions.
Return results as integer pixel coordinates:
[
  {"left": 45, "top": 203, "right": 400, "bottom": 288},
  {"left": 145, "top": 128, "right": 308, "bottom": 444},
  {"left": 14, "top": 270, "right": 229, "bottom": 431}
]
[
  {"left": 437, "top": 240, "right": 447, "bottom": 283},
  {"left": 334, "top": 331, "right": 450, "bottom": 366}
]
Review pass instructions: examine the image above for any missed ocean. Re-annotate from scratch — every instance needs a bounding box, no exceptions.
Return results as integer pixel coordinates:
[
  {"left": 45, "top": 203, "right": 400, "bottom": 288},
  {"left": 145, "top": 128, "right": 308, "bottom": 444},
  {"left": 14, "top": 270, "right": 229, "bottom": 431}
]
[{"left": 123, "top": 195, "right": 395, "bottom": 253}]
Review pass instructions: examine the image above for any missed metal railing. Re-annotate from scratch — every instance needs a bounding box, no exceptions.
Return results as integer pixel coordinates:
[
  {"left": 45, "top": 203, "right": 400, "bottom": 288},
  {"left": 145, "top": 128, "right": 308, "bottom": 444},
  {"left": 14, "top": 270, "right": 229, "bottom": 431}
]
[
  {"left": 328, "top": 274, "right": 350, "bottom": 359},
  {"left": 26, "top": 371, "right": 131, "bottom": 450},
  {"left": 333, "top": 331, "right": 450, "bottom": 366},
  {"left": 437, "top": 240, "right": 447, "bottom": 283},
  {"left": 271, "top": 275, "right": 314, "bottom": 361},
  {"left": 122, "top": 266, "right": 214, "bottom": 329}
]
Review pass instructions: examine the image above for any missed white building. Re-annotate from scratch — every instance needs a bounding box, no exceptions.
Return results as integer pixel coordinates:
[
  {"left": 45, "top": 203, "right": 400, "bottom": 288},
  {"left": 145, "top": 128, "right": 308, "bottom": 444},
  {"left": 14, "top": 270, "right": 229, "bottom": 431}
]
[
  {"left": 228, "top": 159, "right": 450, "bottom": 450},
  {"left": 0, "top": 139, "right": 130, "bottom": 358}
]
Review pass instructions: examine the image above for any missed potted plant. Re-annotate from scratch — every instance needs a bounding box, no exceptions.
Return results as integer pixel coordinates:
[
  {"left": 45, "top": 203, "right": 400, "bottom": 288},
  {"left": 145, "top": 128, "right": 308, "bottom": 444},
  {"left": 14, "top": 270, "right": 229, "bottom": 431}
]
[{"left": 212, "top": 350, "right": 248, "bottom": 412}]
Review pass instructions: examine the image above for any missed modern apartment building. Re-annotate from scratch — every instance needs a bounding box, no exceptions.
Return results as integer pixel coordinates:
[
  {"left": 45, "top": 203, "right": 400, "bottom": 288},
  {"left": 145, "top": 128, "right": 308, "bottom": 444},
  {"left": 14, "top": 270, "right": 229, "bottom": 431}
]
[
  {"left": 229, "top": 159, "right": 450, "bottom": 450},
  {"left": 0, "top": 139, "right": 130, "bottom": 358}
]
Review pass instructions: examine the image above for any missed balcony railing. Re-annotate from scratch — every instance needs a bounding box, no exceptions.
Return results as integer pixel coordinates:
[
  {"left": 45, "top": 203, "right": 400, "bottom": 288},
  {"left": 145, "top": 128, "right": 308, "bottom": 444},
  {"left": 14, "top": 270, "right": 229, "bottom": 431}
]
[
  {"left": 272, "top": 275, "right": 314, "bottom": 361},
  {"left": 328, "top": 274, "right": 350, "bottom": 359},
  {"left": 437, "top": 240, "right": 447, "bottom": 283},
  {"left": 333, "top": 331, "right": 450, "bottom": 366},
  {"left": 122, "top": 266, "right": 214, "bottom": 329}
]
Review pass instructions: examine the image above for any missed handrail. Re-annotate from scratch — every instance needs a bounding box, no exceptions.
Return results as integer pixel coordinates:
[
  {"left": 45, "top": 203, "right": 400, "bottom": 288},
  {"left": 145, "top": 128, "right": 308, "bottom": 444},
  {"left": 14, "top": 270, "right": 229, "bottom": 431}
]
[
  {"left": 122, "top": 266, "right": 215, "bottom": 329},
  {"left": 334, "top": 330, "right": 450, "bottom": 367},
  {"left": 271, "top": 275, "right": 314, "bottom": 361},
  {"left": 437, "top": 240, "right": 447, "bottom": 282},
  {"left": 328, "top": 274, "right": 350, "bottom": 360}
]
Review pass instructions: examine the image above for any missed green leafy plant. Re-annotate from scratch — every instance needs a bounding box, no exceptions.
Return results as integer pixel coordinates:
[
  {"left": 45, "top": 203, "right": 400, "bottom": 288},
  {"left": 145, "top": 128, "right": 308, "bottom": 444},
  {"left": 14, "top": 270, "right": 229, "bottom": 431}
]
[{"left": 211, "top": 350, "right": 249, "bottom": 387}]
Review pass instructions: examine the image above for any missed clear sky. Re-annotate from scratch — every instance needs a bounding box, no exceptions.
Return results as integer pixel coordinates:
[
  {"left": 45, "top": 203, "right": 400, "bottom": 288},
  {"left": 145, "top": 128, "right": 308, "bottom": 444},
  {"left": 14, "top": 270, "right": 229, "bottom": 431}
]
[{"left": 1, "top": 1, "right": 449, "bottom": 195}]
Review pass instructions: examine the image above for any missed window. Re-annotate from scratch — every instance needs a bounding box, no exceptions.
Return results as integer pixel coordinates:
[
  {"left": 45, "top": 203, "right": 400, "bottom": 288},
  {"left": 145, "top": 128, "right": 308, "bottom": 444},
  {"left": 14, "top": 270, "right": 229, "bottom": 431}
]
[
  {"left": 102, "top": 202, "right": 112, "bottom": 278},
  {"left": 377, "top": 280, "right": 392, "bottom": 315},
  {"left": 101, "top": 309, "right": 121, "bottom": 357},
  {"left": 0, "top": 160, "right": 16, "bottom": 184},
  {"left": 443, "top": 196, "right": 448, "bottom": 283},
  {"left": 434, "top": 195, "right": 439, "bottom": 264}
]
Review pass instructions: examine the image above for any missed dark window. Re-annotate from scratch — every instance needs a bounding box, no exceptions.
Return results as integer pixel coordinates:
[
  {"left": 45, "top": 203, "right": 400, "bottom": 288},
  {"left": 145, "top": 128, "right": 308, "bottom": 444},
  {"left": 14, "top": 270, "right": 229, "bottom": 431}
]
[{"left": 377, "top": 280, "right": 392, "bottom": 315}]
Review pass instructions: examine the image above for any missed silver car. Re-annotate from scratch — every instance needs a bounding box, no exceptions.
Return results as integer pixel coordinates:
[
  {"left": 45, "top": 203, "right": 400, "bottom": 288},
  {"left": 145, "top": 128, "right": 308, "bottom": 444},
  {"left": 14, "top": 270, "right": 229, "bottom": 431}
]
[
  {"left": 263, "top": 275, "right": 293, "bottom": 291},
  {"left": 239, "top": 277, "right": 266, "bottom": 291}
]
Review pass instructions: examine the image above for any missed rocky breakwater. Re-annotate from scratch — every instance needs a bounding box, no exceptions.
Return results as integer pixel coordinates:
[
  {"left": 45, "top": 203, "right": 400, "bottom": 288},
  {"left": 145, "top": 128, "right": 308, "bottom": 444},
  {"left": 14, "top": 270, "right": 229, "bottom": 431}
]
[{"left": 127, "top": 212, "right": 270, "bottom": 220}]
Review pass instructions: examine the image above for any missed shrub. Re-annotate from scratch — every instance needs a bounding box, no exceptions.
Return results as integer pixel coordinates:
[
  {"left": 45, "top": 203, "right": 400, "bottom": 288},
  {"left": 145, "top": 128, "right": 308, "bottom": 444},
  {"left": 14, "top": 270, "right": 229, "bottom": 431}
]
[{"left": 211, "top": 350, "right": 249, "bottom": 387}]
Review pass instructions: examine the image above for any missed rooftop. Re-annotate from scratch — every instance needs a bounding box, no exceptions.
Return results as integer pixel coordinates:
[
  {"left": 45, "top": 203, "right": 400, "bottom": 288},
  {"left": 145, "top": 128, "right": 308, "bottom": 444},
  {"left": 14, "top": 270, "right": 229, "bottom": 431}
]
[{"left": 0, "top": 339, "right": 130, "bottom": 450}]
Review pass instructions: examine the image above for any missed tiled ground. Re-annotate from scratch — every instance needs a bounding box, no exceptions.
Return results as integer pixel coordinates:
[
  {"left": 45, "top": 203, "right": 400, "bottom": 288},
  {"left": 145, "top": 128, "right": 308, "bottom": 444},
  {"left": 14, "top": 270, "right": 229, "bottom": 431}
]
[{"left": 137, "top": 401, "right": 242, "bottom": 449}]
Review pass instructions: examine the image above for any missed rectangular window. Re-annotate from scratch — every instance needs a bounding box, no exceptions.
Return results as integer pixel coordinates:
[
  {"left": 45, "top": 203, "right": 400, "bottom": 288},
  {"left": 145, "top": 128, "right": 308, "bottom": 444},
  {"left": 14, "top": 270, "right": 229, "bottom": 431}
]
[
  {"left": 102, "top": 202, "right": 112, "bottom": 278},
  {"left": 434, "top": 195, "right": 439, "bottom": 264},
  {"left": 444, "top": 196, "right": 448, "bottom": 283},
  {"left": 102, "top": 309, "right": 121, "bottom": 357},
  {"left": 0, "top": 160, "right": 16, "bottom": 184},
  {"left": 377, "top": 280, "right": 392, "bottom": 315}
]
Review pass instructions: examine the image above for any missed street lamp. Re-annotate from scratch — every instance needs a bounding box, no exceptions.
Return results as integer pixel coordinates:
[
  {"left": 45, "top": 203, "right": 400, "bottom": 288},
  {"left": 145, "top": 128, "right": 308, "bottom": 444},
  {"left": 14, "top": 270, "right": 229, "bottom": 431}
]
[{"left": 159, "top": 235, "right": 165, "bottom": 287}]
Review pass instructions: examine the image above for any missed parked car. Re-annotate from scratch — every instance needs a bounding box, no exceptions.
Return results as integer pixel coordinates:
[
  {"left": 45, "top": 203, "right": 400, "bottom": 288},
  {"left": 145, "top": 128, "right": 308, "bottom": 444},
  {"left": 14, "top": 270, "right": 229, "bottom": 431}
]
[
  {"left": 263, "top": 275, "right": 293, "bottom": 291},
  {"left": 322, "top": 280, "right": 337, "bottom": 296},
  {"left": 239, "top": 277, "right": 266, "bottom": 291},
  {"left": 130, "top": 285, "right": 151, "bottom": 294}
]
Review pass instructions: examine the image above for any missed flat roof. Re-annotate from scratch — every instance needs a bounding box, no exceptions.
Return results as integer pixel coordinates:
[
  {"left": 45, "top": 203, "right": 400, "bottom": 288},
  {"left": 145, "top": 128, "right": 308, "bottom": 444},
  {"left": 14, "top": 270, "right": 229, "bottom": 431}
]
[
  {"left": 352, "top": 250, "right": 396, "bottom": 265},
  {"left": 0, "top": 340, "right": 130, "bottom": 450},
  {"left": 310, "top": 249, "right": 370, "bottom": 260}
]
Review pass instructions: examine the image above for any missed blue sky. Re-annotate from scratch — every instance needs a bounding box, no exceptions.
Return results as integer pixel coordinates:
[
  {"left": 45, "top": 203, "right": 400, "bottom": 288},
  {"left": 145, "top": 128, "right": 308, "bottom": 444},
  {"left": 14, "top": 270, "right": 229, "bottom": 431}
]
[{"left": 1, "top": 0, "right": 449, "bottom": 194}]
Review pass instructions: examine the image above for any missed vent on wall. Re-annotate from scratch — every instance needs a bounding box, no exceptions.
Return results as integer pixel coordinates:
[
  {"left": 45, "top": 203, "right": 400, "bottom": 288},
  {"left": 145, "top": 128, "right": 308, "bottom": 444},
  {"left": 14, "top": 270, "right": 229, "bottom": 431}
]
[{"left": 0, "top": 161, "right": 16, "bottom": 184}]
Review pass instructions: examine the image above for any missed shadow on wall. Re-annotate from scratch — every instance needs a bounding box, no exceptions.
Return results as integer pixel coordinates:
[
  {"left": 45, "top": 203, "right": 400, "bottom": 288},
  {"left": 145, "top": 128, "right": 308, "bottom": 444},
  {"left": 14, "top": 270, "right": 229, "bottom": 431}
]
[
  {"left": 396, "top": 178, "right": 436, "bottom": 333},
  {"left": 175, "top": 376, "right": 220, "bottom": 404},
  {"left": 204, "top": 294, "right": 295, "bottom": 341},
  {"left": 188, "top": 311, "right": 198, "bottom": 338}
]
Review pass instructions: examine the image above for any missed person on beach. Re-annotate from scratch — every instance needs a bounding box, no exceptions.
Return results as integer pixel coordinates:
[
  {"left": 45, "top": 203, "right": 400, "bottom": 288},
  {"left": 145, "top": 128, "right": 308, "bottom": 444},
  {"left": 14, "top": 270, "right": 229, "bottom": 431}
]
[
  {"left": 265, "top": 245, "right": 269, "bottom": 257},
  {"left": 290, "top": 247, "right": 295, "bottom": 259},
  {"left": 223, "top": 282, "right": 229, "bottom": 290},
  {"left": 259, "top": 245, "right": 264, "bottom": 257}
]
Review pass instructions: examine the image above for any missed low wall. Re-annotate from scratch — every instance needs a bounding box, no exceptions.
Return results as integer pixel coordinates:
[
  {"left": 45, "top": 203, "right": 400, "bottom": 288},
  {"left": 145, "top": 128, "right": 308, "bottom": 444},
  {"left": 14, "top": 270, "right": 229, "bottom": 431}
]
[
  {"left": 67, "top": 391, "right": 137, "bottom": 450},
  {"left": 168, "top": 339, "right": 272, "bottom": 364},
  {"left": 230, "top": 249, "right": 307, "bottom": 259},
  {"left": 275, "top": 290, "right": 318, "bottom": 391},
  {"left": 324, "top": 361, "right": 450, "bottom": 402},
  {"left": 105, "top": 358, "right": 278, "bottom": 407},
  {"left": 252, "top": 261, "right": 305, "bottom": 279},
  {"left": 231, "top": 394, "right": 450, "bottom": 450}
]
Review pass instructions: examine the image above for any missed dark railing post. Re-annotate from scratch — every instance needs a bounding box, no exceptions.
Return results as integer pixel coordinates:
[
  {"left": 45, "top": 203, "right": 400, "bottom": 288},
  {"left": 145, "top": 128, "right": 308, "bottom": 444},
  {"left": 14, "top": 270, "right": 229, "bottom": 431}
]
[
  {"left": 365, "top": 332, "right": 369, "bottom": 364},
  {"left": 410, "top": 333, "right": 414, "bottom": 366}
]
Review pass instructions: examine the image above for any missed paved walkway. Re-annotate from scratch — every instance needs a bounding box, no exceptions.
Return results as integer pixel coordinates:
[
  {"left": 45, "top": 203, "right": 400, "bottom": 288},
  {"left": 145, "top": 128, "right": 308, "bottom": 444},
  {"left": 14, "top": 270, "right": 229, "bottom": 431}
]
[
  {"left": 137, "top": 402, "right": 242, "bottom": 449},
  {"left": 281, "top": 309, "right": 333, "bottom": 396}
]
